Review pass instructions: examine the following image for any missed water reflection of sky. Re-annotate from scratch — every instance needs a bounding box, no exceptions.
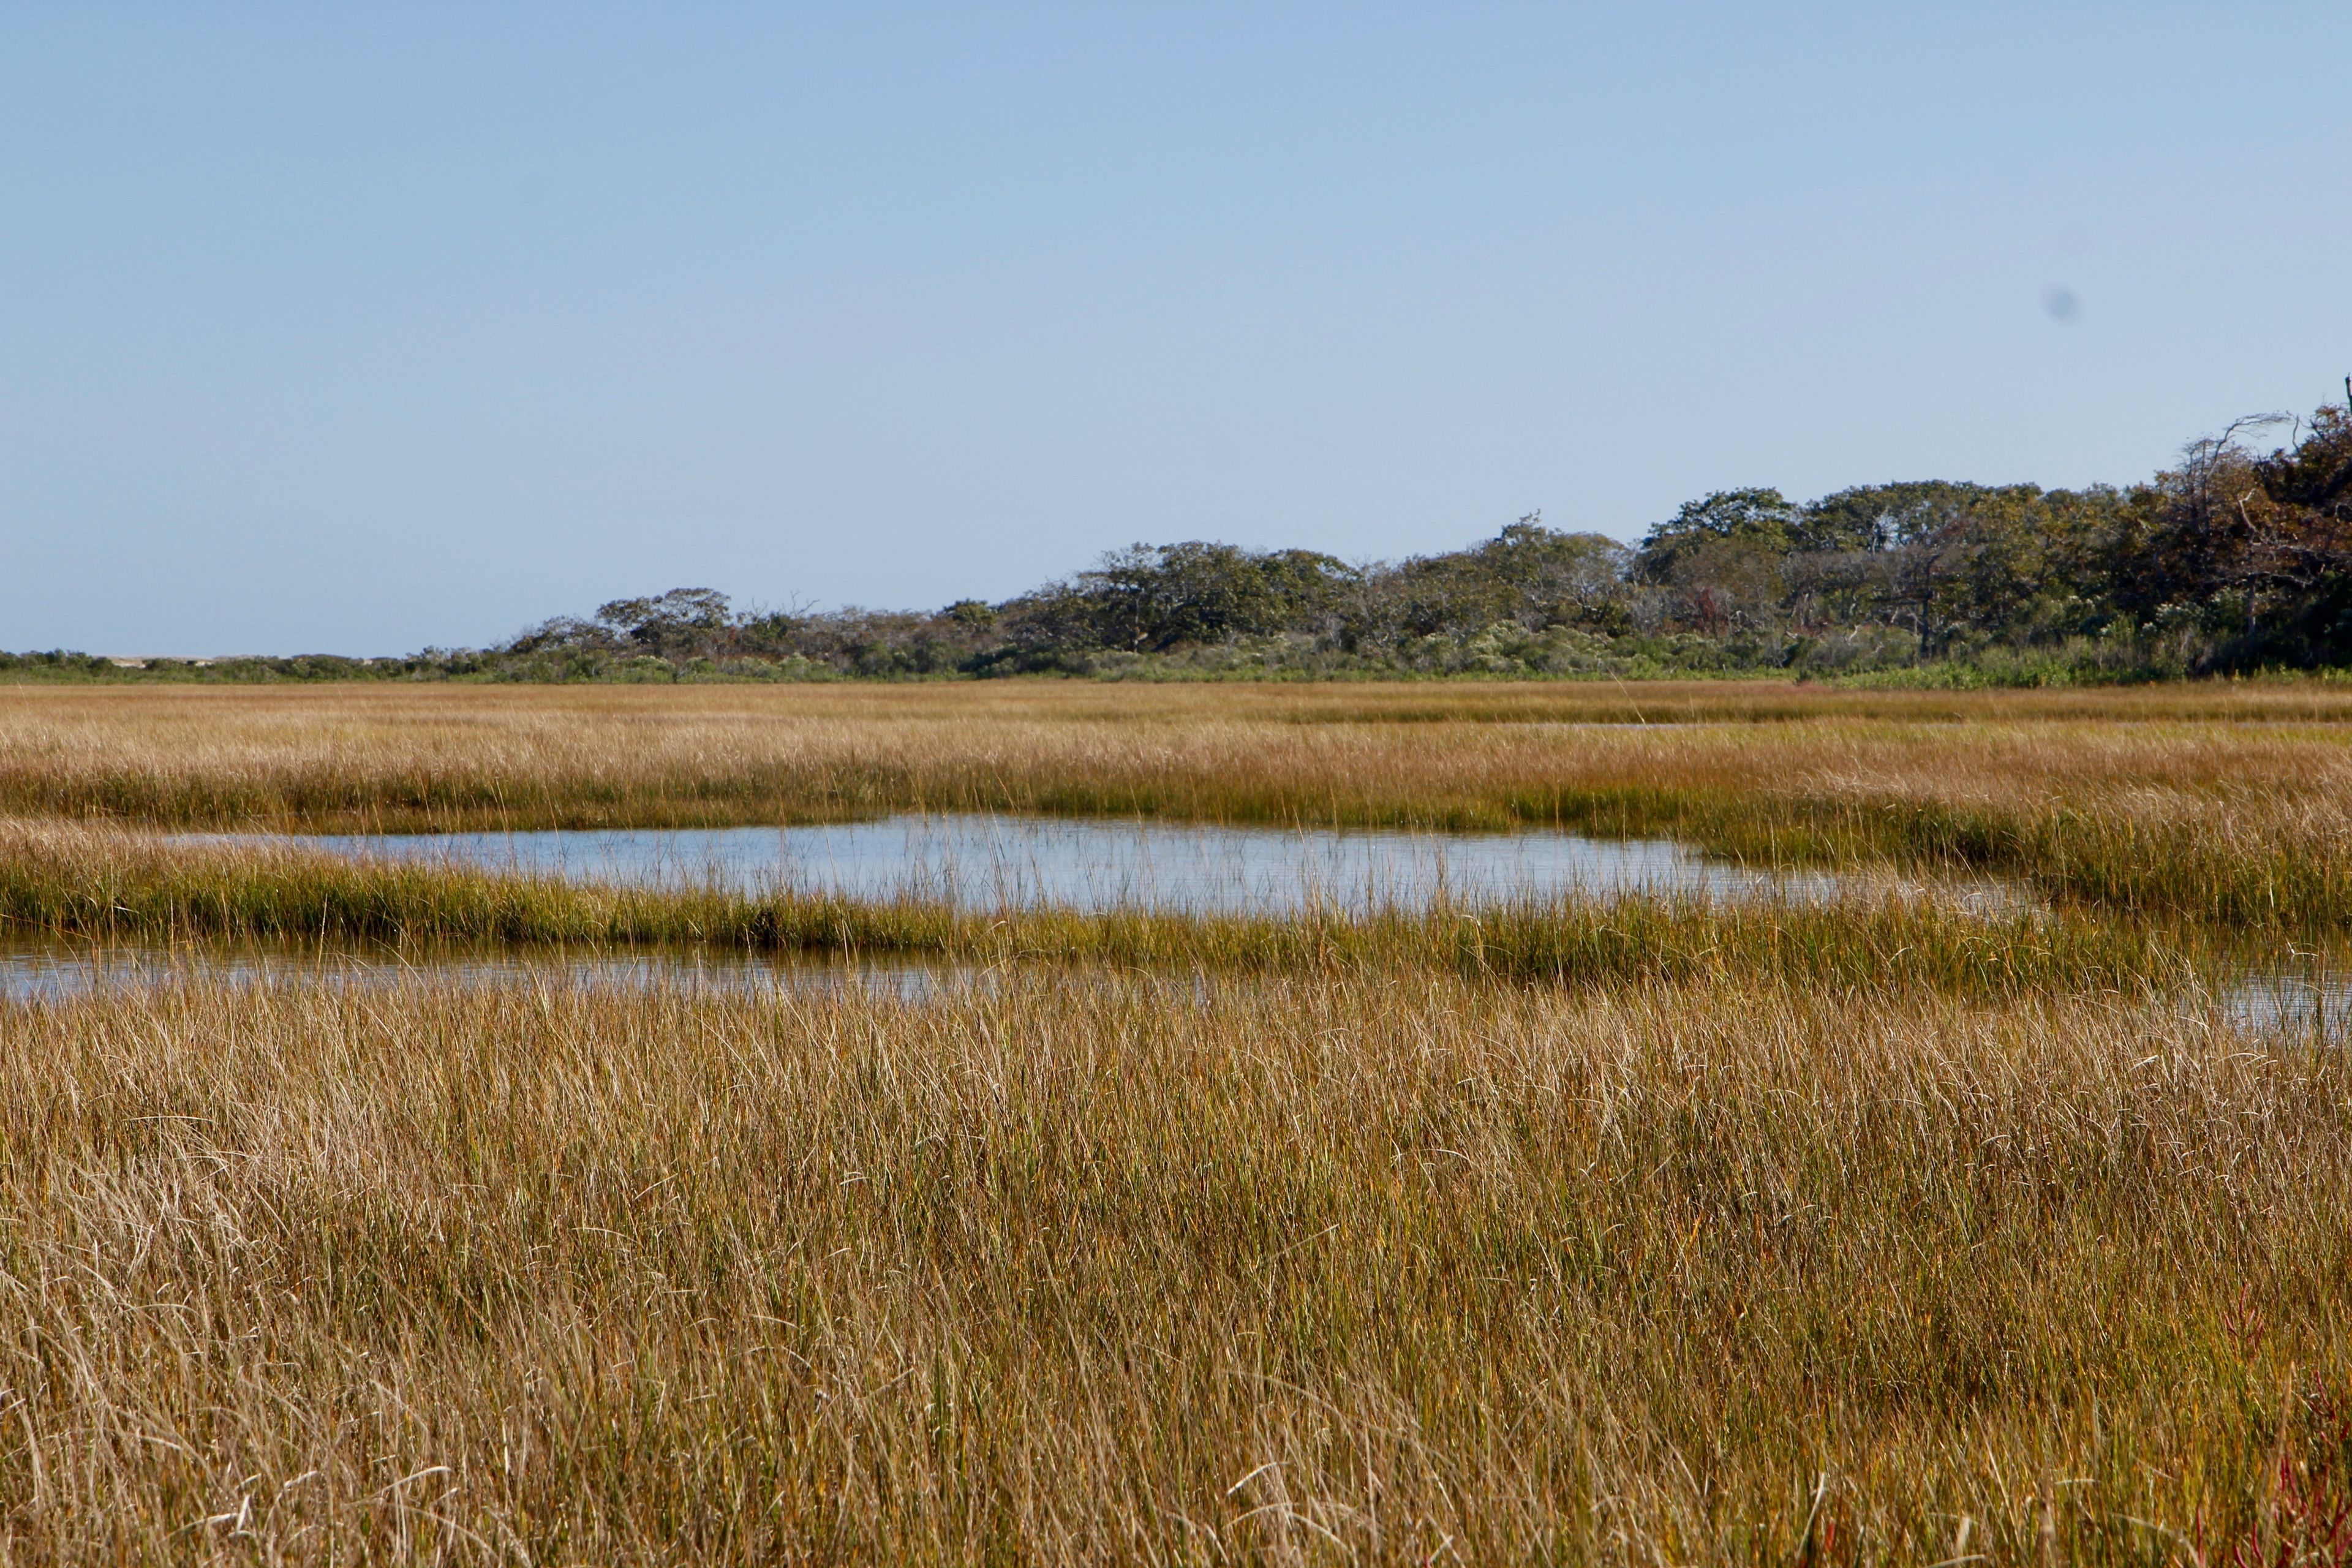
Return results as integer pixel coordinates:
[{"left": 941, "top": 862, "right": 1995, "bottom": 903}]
[
  {"left": 236, "top": 813, "right": 2024, "bottom": 917},
  {"left": 2215, "top": 968, "right": 2352, "bottom": 1043}
]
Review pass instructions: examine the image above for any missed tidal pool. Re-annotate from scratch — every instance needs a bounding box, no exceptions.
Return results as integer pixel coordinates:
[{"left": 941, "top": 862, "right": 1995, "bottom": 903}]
[
  {"left": 16, "top": 815, "right": 2054, "bottom": 1004},
  {"left": 229, "top": 813, "right": 2025, "bottom": 916}
]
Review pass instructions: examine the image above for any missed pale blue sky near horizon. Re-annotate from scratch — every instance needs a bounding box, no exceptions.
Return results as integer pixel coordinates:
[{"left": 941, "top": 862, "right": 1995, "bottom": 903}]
[{"left": 3, "top": 4, "right": 2347, "bottom": 655}]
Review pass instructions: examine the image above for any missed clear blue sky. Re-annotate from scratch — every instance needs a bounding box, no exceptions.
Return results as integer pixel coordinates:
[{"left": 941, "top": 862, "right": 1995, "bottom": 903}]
[{"left": 4, "top": 3, "right": 2347, "bottom": 655}]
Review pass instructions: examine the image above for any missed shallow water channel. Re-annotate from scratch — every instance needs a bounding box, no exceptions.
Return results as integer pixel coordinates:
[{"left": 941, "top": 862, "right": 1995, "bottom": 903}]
[
  {"left": 229, "top": 813, "right": 2018, "bottom": 916},
  {"left": 10, "top": 815, "right": 2332, "bottom": 1035},
  {"left": 2, "top": 933, "right": 2341, "bottom": 1044},
  {"left": 0, "top": 938, "right": 959, "bottom": 1005}
]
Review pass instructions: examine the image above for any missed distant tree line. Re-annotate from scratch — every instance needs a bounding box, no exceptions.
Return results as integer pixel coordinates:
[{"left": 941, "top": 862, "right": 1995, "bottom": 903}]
[{"left": 10, "top": 394, "right": 2350, "bottom": 685}]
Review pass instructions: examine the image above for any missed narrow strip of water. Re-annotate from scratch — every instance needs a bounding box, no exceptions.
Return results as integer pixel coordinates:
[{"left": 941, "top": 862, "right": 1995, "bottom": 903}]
[
  {"left": 0, "top": 937, "right": 961, "bottom": 1004},
  {"left": 6, "top": 930, "right": 2343, "bottom": 1047},
  {"left": 205, "top": 813, "right": 2027, "bottom": 916}
]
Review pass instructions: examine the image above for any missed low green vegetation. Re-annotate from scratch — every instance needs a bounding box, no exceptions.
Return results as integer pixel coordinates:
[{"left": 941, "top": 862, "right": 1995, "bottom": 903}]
[{"left": 14, "top": 398, "right": 2350, "bottom": 684}]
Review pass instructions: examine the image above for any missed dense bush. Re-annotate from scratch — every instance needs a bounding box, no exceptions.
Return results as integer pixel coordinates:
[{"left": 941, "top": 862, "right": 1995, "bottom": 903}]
[{"left": 16, "top": 398, "right": 2352, "bottom": 684}]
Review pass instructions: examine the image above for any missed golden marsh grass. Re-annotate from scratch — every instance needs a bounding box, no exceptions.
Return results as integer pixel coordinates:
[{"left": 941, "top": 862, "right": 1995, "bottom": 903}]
[
  {"left": 5, "top": 971, "right": 2348, "bottom": 1563},
  {"left": 4, "top": 681, "right": 2351, "bottom": 1562},
  {"left": 5, "top": 680, "right": 2352, "bottom": 925}
]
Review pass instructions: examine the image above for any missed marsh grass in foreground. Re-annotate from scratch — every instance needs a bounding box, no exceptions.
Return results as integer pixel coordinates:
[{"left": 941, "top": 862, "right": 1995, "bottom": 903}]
[
  {"left": 0, "top": 820, "right": 2181, "bottom": 998},
  {"left": 4, "top": 973, "right": 2348, "bottom": 1563}
]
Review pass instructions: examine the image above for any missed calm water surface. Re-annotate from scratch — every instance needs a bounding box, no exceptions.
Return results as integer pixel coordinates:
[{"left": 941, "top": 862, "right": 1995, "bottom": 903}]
[
  {"left": 74, "top": 813, "right": 2328, "bottom": 1011},
  {"left": 2220, "top": 965, "right": 2352, "bottom": 1042},
  {"left": 233, "top": 813, "right": 2024, "bottom": 916}
]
